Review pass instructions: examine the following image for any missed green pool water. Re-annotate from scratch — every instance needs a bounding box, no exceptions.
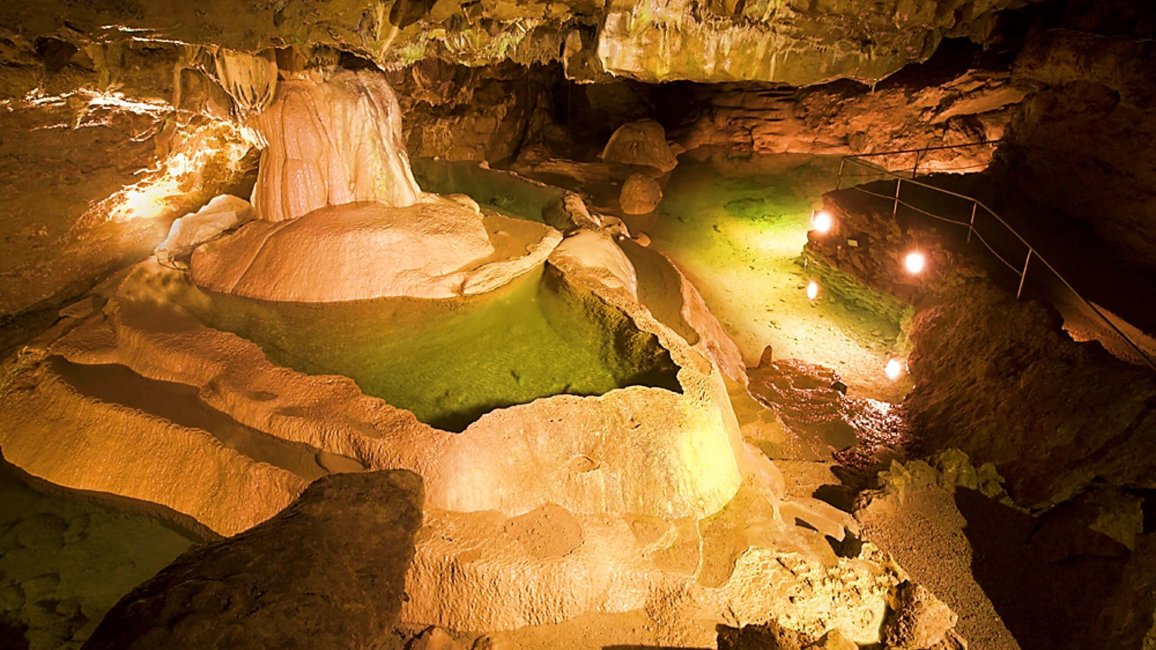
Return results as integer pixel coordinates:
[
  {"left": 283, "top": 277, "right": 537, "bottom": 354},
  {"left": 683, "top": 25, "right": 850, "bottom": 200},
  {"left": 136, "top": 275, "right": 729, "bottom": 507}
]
[
  {"left": 0, "top": 460, "right": 203, "bottom": 649},
  {"left": 649, "top": 154, "right": 907, "bottom": 398},
  {"left": 186, "top": 266, "right": 680, "bottom": 432}
]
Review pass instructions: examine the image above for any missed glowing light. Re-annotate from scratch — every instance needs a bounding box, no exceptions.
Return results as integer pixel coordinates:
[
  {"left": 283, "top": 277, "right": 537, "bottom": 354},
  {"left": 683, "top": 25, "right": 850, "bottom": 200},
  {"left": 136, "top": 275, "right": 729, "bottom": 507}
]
[
  {"left": 812, "top": 210, "right": 834, "bottom": 234},
  {"left": 885, "top": 358, "right": 905, "bottom": 381},
  {"left": 903, "top": 250, "right": 927, "bottom": 275},
  {"left": 81, "top": 121, "right": 252, "bottom": 224},
  {"left": 806, "top": 281, "right": 819, "bottom": 301}
]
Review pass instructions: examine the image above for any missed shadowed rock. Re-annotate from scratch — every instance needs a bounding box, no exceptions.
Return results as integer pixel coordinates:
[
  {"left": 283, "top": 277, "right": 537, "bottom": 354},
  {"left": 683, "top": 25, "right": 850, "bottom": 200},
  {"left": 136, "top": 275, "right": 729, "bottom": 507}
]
[{"left": 83, "top": 470, "right": 423, "bottom": 650}]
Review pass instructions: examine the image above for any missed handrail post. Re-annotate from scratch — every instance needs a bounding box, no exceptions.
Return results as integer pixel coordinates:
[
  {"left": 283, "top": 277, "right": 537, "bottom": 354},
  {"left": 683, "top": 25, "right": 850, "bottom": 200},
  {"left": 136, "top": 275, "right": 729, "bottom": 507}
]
[
  {"left": 1017, "top": 248, "right": 1033, "bottom": 299},
  {"left": 830, "top": 141, "right": 1154, "bottom": 372}
]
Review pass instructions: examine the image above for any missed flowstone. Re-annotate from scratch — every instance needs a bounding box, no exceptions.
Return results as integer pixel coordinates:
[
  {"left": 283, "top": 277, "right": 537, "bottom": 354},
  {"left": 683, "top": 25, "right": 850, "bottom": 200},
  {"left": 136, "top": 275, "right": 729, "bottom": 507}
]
[{"left": 0, "top": 68, "right": 954, "bottom": 647}]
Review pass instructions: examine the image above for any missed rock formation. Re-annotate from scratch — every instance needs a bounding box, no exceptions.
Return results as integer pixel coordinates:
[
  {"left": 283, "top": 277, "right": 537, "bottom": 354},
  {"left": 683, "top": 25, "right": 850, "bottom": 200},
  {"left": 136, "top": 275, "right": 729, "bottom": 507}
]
[
  {"left": 600, "top": 119, "right": 678, "bottom": 173},
  {"left": 250, "top": 70, "right": 420, "bottom": 222},
  {"left": 619, "top": 174, "right": 663, "bottom": 215},
  {"left": 84, "top": 470, "right": 423, "bottom": 650},
  {"left": 7, "top": 1, "right": 1155, "bottom": 647},
  {"left": 0, "top": 111, "right": 940, "bottom": 644},
  {"left": 190, "top": 200, "right": 561, "bottom": 302}
]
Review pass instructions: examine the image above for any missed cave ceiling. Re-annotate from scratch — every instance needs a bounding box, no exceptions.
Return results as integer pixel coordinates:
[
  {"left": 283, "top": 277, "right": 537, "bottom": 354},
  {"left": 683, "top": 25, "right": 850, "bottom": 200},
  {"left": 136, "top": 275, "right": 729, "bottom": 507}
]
[{"left": 1, "top": 0, "right": 1030, "bottom": 87}]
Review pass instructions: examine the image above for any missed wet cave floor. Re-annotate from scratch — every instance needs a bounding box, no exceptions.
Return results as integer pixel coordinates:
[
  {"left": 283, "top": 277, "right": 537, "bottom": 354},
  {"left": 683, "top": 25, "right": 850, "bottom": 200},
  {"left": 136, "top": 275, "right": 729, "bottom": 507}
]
[{"left": 641, "top": 155, "right": 908, "bottom": 402}]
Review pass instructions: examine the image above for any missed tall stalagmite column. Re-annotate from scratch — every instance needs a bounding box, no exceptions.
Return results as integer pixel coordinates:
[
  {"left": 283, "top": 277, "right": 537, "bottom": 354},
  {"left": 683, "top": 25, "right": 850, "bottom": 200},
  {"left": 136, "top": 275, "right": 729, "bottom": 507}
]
[{"left": 251, "top": 70, "right": 422, "bottom": 222}]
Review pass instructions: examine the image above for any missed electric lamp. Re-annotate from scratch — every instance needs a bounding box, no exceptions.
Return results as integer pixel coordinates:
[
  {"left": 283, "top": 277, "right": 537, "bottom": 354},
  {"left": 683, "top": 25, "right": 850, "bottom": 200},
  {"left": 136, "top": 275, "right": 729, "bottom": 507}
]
[
  {"left": 903, "top": 250, "right": 927, "bottom": 275},
  {"left": 812, "top": 210, "right": 834, "bottom": 234},
  {"left": 885, "top": 358, "right": 905, "bottom": 381}
]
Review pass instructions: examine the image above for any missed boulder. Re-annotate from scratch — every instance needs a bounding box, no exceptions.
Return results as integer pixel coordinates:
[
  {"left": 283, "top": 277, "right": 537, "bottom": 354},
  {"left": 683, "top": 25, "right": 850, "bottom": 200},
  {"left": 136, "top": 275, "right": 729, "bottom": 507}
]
[
  {"left": 619, "top": 173, "right": 663, "bottom": 215},
  {"left": 600, "top": 119, "right": 678, "bottom": 173},
  {"left": 882, "top": 581, "right": 960, "bottom": 650},
  {"left": 549, "top": 231, "right": 639, "bottom": 298},
  {"left": 84, "top": 470, "right": 423, "bottom": 650},
  {"left": 155, "top": 194, "right": 253, "bottom": 264},
  {"left": 407, "top": 626, "right": 465, "bottom": 650}
]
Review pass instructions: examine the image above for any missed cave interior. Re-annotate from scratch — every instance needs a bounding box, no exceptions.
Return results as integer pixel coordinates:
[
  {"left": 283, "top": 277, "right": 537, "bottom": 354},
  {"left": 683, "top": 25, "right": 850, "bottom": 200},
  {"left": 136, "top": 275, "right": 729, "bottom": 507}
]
[{"left": 1, "top": 0, "right": 1155, "bottom": 648}]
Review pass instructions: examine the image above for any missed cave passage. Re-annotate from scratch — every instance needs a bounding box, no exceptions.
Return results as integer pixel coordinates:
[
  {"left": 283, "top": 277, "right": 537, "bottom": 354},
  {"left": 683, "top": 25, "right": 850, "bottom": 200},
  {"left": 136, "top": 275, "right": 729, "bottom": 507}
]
[{"left": 650, "top": 156, "right": 907, "bottom": 399}]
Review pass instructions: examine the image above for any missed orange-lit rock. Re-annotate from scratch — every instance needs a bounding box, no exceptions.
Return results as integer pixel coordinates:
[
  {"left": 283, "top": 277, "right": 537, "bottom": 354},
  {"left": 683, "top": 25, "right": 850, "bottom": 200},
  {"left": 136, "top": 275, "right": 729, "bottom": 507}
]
[
  {"left": 600, "top": 119, "right": 678, "bottom": 173},
  {"left": 250, "top": 70, "right": 422, "bottom": 222},
  {"left": 619, "top": 174, "right": 663, "bottom": 215},
  {"left": 190, "top": 199, "right": 562, "bottom": 302}
]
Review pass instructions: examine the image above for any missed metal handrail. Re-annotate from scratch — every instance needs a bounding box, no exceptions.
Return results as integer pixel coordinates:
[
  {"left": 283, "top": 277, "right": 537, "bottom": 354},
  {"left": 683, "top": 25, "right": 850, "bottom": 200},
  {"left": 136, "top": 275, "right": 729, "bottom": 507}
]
[
  {"left": 848, "top": 139, "right": 1006, "bottom": 159},
  {"left": 833, "top": 145, "right": 1156, "bottom": 373}
]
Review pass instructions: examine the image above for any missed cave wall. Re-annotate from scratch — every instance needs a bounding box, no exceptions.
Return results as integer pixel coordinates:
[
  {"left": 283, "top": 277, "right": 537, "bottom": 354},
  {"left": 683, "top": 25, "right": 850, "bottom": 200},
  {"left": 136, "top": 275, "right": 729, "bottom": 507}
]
[
  {"left": 808, "top": 188, "right": 1156, "bottom": 509},
  {"left": 385, "top": 59, "right": 554, "bottom": 163},
  {"left": 998, "top": 2, "right": 1156, "bottom": 271},
  {"left": 0, "top": 35, "right": 256, "bottom": 323}
]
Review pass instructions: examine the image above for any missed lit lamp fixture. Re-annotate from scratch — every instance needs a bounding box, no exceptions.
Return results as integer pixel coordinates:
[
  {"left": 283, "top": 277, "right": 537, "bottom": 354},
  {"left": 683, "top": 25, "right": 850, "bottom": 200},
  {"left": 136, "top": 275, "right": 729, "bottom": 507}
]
[
  {"left": 811, "top": 209, "right": 834, "bottom": 234},
  {"left": 903, "top": 250, "right": 927, "bottom": 275},
  {"left": 885, "top": 358, "right": 905, "bottom": 381},
  {"left": 806, "top": 280, "right": 819, "bottom": 301}
]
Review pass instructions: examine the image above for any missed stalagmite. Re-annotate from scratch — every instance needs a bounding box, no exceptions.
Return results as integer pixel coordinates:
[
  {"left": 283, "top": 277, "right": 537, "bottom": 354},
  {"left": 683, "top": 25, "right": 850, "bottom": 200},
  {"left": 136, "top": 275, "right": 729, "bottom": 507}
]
[{"left": 250, "top": 69, "right": 422, "bottom": 222}]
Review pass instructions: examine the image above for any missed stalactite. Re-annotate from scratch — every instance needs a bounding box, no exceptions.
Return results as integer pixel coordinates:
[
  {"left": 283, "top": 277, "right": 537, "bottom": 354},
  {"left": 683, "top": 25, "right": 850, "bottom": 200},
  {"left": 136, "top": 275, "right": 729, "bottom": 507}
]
[{"left": 211, "top": 47, "right": 278, "bottom": 115}]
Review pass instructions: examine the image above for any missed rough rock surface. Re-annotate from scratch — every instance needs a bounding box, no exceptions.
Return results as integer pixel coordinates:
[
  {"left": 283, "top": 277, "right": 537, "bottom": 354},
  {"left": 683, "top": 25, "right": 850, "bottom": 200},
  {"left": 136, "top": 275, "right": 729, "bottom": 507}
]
[
  {"left": 619, "top": 174, "right": 663, "bottom": 215},
  {"left": 388, "top": 60, "right": 550, "bottom": 163},
  {"left": 84, "top": 470, "right": 423, "bottom": 650},
  {"left": 856, "top": 482, "right": 1019, "bottom": 649},
  {"left": 904, "top": 283, "right": 1156, "bottom": 506},
  {"left": 251, "top": 70, "right": 421, "bottom": 222},
  {"left": 1001, "top": 22, "right": 1156, "bottom": 270},
  {"left": 882, "top": 581, "right": 961, "bottom": 649},
  {"left": 1, "top": 0, "right": 1027, "bottom": 87},
  {"left": 600, "top": 120, "right": 678, "bottom": 173},
  {"left": 0, "top": 47, "right": 253, "bottom": 318},
  {"left": 812, "top": 189, "right": 1156, "bottom": 506},
  {"left": 677, "top": 69, "right": 1022, "bottom": 171},
  {"left": 593, "top": 0, "right": 1018, "bottom": 85}
]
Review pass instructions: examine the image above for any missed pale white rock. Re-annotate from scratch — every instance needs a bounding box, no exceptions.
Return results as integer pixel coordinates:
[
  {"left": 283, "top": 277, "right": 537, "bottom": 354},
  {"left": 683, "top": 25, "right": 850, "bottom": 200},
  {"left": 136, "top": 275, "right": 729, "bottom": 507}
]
[
  {"left": 549, "top": 231, "right": 639, "bottom": 299},
  {"left": 251, "top": 70, "right": 421, "bottom": 222},
  {"left": 52, "top": 261, "right": 743, "bottom": 521},
  {"left": 543, "top": 192, "right": 603, "bottom": 232},
  {"left": 620, "top": 241, "right": 748, "bottom": 385},
  {"left": 210, "top": 47, "right": 278, "bottom": 114},
  {"left": 3, "top": 258, "right": 921, "bottom": 641},
  {"left": 156, "top": 194, "right": 253, "bottom": 263},
  {"left": 189, "top": 199, "right": 561, "bottom": 302},
  {"left": 0, "top": 348, "right": 304, "bottom": 537}
]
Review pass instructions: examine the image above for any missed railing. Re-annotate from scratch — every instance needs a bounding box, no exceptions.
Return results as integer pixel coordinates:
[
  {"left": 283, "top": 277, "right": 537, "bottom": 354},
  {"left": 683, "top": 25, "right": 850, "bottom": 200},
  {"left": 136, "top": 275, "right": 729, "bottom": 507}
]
[{"left": 832, "top": 143, "right": 1156, "bottom": 373}]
